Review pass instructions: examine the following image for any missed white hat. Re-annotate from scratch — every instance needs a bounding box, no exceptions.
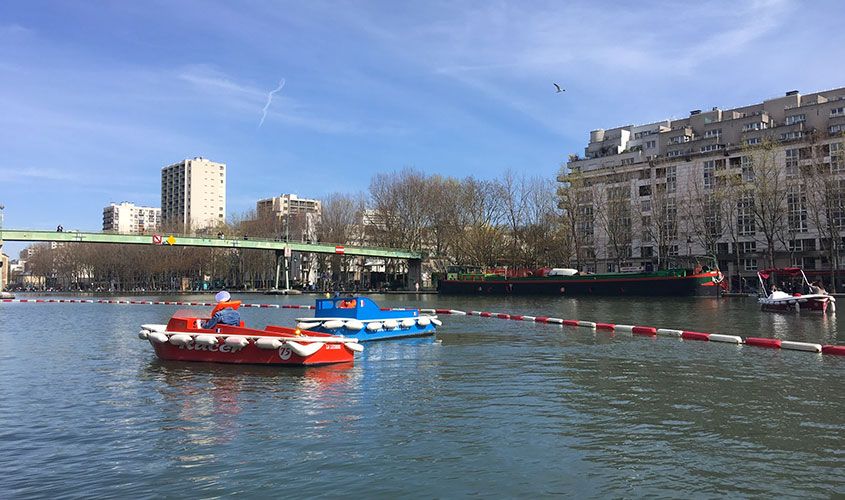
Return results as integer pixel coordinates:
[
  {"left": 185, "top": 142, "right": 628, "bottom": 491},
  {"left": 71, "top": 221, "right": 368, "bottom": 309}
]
[{"left": 215, "top": 290, "right": 231, "bottom": 302}]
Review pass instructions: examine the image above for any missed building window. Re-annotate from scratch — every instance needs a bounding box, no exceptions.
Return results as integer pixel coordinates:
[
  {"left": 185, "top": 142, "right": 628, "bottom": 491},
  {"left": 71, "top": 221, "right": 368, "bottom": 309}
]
[
  {"left": 641, "top": 246, "right": 653, "bottom": 258},
  {"left": 645, "top": 140, "right": 656, "bottom": 149},
  {"left": 666, "top": 150, "right": 682, "bottom": 157},
  {"left": 785, "top": 148, "right": 799, "bottom": 177},
  {"left": 641, "top": 215, "right": 651, "bottom": 242},
  {"left": 741, "top": 156, "right": 754, "bottom": 181},
  {"left": 704, "top": 129, "right": 722, "bottom": 138},
  {"left": 780, "top": 131, "right": 804, "bottom": 141},
  {"left": 700, "top": 144, "right": 725, "bottom": 153},
  {"left": 744, "top": 137, "right": 762, "bottom": 146},
  {"left": 703, "top": 160, "right": 715, "bottom": 189},
  {"left": 785, "top": 114, "right": 806, "bottom": 125},
  {"left": 737, "top": 193, "right": 755, "bottom": 236},
  {"left": 666, "top": 165, "right": 676, "bottom": 193},
  {"left": 831, "top": 124, "right": 844, "bottom": 135},
  {"left": 742, "top": 122, "right": 768, "bottom": 132},
  {"left": 738, "top": 241, "right": 757, "bottom": 253},
  {"left": 639, "top": 185, "right": 651, "bottom": 196},
  {"left": 830, "top": 107, "right": 845, "bottom": 117},
  {"left": 742, "top": 258, "right": 758, "bottom": 271},
  {"left": 831, "top": 142, "right": 844, "bottom": 173}
]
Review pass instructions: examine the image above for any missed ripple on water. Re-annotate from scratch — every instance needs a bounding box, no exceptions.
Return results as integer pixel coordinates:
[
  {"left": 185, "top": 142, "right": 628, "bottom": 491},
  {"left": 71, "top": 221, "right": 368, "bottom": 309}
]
[{"left": 0, "top": 296, "right": 843, "bottom": 497}]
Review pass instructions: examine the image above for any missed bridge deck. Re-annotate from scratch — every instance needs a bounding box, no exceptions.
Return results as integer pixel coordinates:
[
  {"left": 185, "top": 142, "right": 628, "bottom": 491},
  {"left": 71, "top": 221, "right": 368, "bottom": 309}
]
[{"left": 0, "top": 230, "right": 422, "bottom": 259}]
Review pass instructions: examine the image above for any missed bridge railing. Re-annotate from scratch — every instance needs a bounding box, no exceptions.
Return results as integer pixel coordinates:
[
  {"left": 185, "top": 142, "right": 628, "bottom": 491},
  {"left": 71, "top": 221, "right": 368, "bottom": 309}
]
[{"left": 0, "top": 229, "right": 423, "bottom": 260}]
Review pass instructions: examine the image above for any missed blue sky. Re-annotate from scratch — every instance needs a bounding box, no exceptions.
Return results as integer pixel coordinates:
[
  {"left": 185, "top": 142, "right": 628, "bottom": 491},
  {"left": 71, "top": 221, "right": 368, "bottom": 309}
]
[{"left": 2, "top": 0, "right": 845, "bottom": 256}]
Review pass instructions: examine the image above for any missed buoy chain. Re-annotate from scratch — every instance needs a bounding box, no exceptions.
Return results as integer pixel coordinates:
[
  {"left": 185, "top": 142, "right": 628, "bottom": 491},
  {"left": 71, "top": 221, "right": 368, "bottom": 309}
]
[{"left": 428, "top": 308, "right": 845, "bottom": 356}]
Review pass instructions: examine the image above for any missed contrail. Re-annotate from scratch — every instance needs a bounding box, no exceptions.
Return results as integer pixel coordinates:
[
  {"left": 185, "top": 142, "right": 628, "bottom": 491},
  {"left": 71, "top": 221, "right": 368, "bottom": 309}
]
[{"left": 258, "top": 78, "right": 285, "bottom": 128}]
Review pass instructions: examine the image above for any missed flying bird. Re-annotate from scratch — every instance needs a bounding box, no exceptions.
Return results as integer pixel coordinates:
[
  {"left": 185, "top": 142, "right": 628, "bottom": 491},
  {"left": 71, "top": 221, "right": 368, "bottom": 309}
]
[
  {"left": 259, "top": 78, "right": 286, "bottom": 128},
  {"left": 554, "top": 83, "right": 565, "bottom": 93}
]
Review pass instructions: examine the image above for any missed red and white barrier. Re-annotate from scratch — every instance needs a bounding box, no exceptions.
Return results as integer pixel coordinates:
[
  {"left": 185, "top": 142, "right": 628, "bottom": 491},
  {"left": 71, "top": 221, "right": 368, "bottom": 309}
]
[
  {"left": 6, "top": 297, "right": 845, "bottom": 357},
  {"left": 656, "top": 328, "right": 683, "bottom": 337}
]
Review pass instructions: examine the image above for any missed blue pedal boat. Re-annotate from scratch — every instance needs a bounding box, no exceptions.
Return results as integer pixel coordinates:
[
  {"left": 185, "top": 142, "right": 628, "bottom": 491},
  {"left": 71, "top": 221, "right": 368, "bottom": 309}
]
[{"left": 296, "top": 297, "right": 440, "bottom": 341}]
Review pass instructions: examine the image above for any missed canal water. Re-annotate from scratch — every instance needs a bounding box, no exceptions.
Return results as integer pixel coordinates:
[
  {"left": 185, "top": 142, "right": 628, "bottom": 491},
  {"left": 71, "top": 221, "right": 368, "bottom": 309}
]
[{"left": 1, "top": 294, "right": 843, "bottom": 498}]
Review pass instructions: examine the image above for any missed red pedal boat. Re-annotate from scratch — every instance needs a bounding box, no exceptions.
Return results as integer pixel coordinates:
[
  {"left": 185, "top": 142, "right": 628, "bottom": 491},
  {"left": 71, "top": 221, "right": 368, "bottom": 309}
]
[{"left": 138, "top": 309, "right": 362, "bottom": 366}]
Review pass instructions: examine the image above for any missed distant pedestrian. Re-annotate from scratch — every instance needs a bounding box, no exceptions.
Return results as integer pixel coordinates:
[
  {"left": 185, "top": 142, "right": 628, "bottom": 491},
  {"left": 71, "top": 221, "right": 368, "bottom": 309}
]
[
  {"left": 415, "top": 281, "right": 420, "bottom": 292},
  {"left": 56, "top": 225, "right": 63, "bottom": 232}
]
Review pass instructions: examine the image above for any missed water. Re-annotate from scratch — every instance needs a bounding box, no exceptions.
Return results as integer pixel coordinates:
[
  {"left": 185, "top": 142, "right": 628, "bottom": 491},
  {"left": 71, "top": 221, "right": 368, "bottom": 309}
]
[{"left": 1, "top": 294, "right": 843, "bottom": 498}]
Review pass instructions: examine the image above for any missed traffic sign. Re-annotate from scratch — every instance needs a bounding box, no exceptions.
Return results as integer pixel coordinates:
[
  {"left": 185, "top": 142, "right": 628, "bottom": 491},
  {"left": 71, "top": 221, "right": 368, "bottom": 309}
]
[
  {"left": 284, "top": 246, "right": 292, "bottom": 258},
  {"left": 335, "top": 245, "right": 345, "bottom": 254},
  {"left": 152, "top": 234, "right": 162, "bottom": 245},
  {"left": 166, "top": 235, "right": 176, "bottom": 245}
]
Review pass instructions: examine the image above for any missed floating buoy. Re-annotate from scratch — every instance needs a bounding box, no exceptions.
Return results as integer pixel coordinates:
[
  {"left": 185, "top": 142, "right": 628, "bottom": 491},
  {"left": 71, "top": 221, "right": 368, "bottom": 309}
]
[
  {"left": 168, "top": 334, "right": 192, "bottom": 346},
  {"left": 417, "top": 317, "right": 431, "bottom": 326},
  {"left": 256, "top": 338, "right": 283, "bottom": 349},
  {"left": 148, "top": 332, "right": 168, "bottom": 344},
  {"left": 383, "top": 319, "right": 399, "bottom": 329},
  {"left": 366, "top": 322, "right": 383, "bottom": 331},
  {"left": 745, "top": 337, "right": 781, "bottom": 348},
  {"left": 401, "top": 318, "right": 416, "bottom": 328},
  {"left": 822, "top": 345, "right": 845, "bottom": 355},
  {"left": 345, "top": 342, "right": 364, "bottom": 353},
  {"left": 344, "top": 319, "right": 365, "bottom": 331},
  {"left": 297, "top": 321, "right": 321, "bottom": 330},
  {"left": 631, "top": 326, "right": 657, "bottom": 335},
  {"left": 656, "top": 328, "right": 683, "bottom": 337},
  {"left": 224, "top": 336, "right": 249, "bottom": 348},
  {"left": 284, "top": 341, "right": 323, "bottom": 357},
  {"left": 322, "top": 320, "right": 344, "bottom": 330},
  {"left": 780, "top": 340, "right": 822, "bottom": 352},
  {"left": 709, "top": 334, "right": 742, "bottom": 344},
  {"left": 194, "top": 334, "right": 218, "bottom": 346}
]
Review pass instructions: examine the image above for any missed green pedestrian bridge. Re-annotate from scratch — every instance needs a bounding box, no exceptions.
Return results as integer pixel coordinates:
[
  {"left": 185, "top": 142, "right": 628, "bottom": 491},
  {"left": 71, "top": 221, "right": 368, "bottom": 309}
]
[{"left": 0, "top": 229, "right": 423, "bottom": 289}]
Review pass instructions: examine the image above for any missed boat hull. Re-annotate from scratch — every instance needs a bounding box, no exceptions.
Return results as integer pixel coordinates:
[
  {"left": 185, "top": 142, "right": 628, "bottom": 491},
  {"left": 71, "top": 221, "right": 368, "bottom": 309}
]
[
  {"left": 439, "top": 272, "right": 721, "bottom": 297},
  {"left": 759, "top": 296, "right": 832, "bottom": 313},
  {"left": 150, "top": 340, "right": 354, "bottom": 366},
  {"left": 305, "top": 324, "right": 436, "bottom": 342},
  {"left": 140, "top": 312, "right": 358, "bottom": 366},
  {"left": 300, "top": 297, "right": 439, "bottom": 341}
]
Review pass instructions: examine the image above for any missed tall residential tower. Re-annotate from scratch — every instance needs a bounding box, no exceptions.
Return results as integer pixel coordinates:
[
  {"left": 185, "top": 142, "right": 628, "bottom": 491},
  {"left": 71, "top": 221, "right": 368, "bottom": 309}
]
[{"left": 161, "top": 157, "right": 226, "bottom": 232}]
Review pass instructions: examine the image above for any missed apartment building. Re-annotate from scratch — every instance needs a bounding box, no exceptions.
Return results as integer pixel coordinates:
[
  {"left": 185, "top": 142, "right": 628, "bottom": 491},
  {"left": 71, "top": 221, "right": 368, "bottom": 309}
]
[
  {"left": 560, "top": 87, "right": 845, "bottom": 285},
  {"left": 102, "top": 202, "right": 161, "bottom": 234},
  {"left": 256, "top": 194, "right": 321, "bottom": 219},
  {"left": 161, "top": 157, "right": 226, "bottom": 232},
  {"left": 256, "top": 194, "right": 321, "bottom": 242}
]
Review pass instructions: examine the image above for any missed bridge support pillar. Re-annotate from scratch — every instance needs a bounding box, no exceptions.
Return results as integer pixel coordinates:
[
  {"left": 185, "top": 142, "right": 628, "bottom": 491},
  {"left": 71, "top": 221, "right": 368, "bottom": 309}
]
[
  {"left": 407, "top": 258, "right": 422, "bottom": 291},
  {"left": 274, "top": 249, "right": 283, "bottom": 290}
]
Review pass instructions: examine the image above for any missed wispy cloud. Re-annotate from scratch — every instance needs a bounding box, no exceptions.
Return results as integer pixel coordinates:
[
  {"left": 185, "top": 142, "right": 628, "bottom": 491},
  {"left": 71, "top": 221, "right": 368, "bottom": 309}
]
[
  {"left": 0, "top": 167, "right": 80, "bottom": 182},
  {"left": 258, "top": 78, "right": 285, "bottom": 128}
]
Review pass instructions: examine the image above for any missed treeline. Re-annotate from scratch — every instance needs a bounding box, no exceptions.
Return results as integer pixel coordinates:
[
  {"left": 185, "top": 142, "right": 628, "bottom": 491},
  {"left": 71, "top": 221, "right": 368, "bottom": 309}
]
[{"left": 19, "top": 169, "right": 572, "bottom": 291}]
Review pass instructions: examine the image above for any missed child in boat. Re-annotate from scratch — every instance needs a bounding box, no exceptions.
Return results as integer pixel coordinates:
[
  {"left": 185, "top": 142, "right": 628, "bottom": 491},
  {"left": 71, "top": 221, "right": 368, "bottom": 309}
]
[{"left": 202, "top": 291, "right": 242, "bottom": 329}]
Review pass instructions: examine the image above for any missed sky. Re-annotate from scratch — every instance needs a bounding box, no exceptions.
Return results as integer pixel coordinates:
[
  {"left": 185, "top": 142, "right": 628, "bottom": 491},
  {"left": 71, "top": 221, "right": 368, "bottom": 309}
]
[{"left": 2, "top": 0, "right": 845, "bottom": 256}]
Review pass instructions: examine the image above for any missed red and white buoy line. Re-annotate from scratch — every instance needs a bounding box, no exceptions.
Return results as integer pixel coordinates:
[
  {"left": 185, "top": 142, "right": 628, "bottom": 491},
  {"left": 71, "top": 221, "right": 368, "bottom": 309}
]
[
  {"left": 0, "top": 298, "right": 315, "bottom": 309},
  {"left": 4, "top": 298, "right": 845, "bottom": 356},
  {"left": 419, "top": 308, "right": 845, "bottom": 357}
]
